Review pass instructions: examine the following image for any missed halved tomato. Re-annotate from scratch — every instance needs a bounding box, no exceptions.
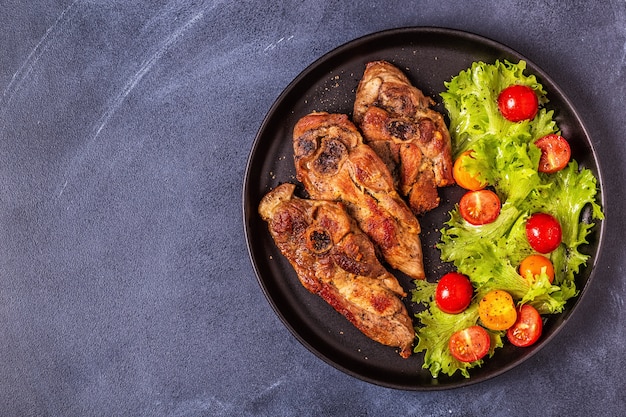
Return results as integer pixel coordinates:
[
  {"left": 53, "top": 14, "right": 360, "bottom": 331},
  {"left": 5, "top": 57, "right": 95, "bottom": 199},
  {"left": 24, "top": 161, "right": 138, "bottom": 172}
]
[
  {"left": 478, "top": 290, "right": 517, "bottom": 331},
  {"left": 453, "top": 150, "right": 486, "bottom": 191},
  {"left": 507, "top": 304, "right": 543, "bottom": 347},
  {"left": 449, "top": 326, "right": 491, "bottom": 363},
  {"left": 459, "top": 190, "right": 501, "bottom": 225},
  {"left": 535, "top": 134, "right": 571, "bottom": 173}
]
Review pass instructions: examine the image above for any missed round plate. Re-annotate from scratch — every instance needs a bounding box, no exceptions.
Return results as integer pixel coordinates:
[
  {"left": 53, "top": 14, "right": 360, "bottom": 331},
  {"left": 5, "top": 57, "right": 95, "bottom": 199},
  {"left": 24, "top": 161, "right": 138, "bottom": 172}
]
[{"left": 242, "top": 27, "right": 604, "bottom": 390}]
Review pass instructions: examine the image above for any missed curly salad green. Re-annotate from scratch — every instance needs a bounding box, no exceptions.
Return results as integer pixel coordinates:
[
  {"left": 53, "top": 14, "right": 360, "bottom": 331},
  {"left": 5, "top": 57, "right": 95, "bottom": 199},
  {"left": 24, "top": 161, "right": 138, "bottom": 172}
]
[{"left": 411, "top": 60, "right": 603, "bottom": 378}]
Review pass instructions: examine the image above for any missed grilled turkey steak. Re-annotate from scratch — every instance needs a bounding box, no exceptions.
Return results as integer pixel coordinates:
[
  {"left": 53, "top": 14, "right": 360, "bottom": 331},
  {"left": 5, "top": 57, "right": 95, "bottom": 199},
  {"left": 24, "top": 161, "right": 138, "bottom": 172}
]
[
  {"left": 353, "top": 60, "right": 454, "bottom": 215},
  {"left": 293, "top": 111, "right": 425, "bottom": 280},
  {"left": 259, "top": 183, "right": 414, "bottom": 358}
]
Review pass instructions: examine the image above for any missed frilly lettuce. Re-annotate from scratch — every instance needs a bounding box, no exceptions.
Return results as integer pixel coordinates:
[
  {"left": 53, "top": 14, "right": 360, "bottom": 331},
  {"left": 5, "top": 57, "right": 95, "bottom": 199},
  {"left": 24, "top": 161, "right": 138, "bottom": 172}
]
[{"left": 412, "top": 60, "right": 603, "bottom": 378}]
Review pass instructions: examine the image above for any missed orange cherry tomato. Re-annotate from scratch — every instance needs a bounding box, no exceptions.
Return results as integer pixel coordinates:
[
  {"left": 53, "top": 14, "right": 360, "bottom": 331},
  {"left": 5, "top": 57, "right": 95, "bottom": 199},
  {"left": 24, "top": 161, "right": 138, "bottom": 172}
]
[
  {"left": 449, "top": 326, "right": 491, "bottom": 363},
  {"left": 453, "top": 150, "right": 486, "bottom": 191},
  {"left": 519, "top": 254, "right": 555, "bottom": 283},
  {"left": 478, "top": 290, "right": 517, "bottom": 331},
  {"left": 459, "top": 190, "right": 501, "bottom": 225}
]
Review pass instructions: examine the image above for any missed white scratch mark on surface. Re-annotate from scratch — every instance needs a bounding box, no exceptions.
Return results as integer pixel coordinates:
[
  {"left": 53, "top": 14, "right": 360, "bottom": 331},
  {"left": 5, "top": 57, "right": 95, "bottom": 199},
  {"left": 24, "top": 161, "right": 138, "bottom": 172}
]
[
  {"left": 57, "top": 180, "right": 68, "bottom": 197},
  {"left": 1, "top": 0, "right": 81, "bottom": 116},
  {"left": 92, "top": 10, "right": 205, "bottom": 141},
  {"left": 55, "top": 6, "right": 208, "bottom": 198},
  {"left": 262, "top": 376, "right": 285, "bottom": 394},
  {"left": 264, "top": 35, "right": 294, "bottom": 52}
]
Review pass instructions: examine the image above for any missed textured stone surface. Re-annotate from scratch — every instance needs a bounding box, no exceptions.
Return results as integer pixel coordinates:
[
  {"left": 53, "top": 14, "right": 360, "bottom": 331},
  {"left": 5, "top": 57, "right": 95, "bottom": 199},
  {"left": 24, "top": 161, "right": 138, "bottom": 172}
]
[{"left": 1, "top": 0, "right": 624, "bottom": 415}]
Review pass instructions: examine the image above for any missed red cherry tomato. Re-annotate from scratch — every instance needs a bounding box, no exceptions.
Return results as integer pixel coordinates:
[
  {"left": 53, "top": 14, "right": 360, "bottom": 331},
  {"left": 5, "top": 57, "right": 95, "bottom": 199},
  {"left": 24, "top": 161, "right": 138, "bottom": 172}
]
[
  {"left": 506, "top": 304, "right": 543, "bottom": 347},
  {"left": 525, "top": 213, "right": 562, "bottom": 253},
  {"left": 497, "top": 85, "right": 539, "bottom": 122},
  {"left": 459, "top": 190, "right": 501, "bottom": 225},
  {"left": 435, "top": 272, "right": 474, "bottom": 314},
  {"left": 449, "top": 326, "right": 491, "bottom": 363},
  {"left": 535, "top": 134, "right": 571, "bottom": 173}
]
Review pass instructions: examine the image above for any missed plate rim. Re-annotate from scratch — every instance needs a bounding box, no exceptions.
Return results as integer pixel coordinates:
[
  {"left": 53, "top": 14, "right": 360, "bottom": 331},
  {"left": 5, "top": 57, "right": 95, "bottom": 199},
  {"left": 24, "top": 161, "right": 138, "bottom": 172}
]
[{"left": 242, "top": 26, "right": 606, "bottom": 390}]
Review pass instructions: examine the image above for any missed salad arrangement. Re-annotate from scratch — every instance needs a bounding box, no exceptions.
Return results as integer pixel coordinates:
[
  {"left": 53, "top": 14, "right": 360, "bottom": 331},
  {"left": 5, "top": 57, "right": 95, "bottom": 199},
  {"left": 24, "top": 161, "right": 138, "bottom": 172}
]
[{"left": 411, "top": 60, "right": 603, "bottom": 378}]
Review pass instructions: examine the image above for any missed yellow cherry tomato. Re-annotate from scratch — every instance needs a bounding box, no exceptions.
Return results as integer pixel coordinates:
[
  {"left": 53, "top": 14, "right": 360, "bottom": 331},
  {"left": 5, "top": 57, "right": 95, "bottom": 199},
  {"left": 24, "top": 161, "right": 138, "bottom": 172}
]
[
  {"left": 453, "top": 150, "right": 487, "bottom": 191},
  {"left": 478, "top": 290, "right": 517, "bottom": 331},
  {"left": 519, "top": 254, "right": 555, "bottom": 283}
]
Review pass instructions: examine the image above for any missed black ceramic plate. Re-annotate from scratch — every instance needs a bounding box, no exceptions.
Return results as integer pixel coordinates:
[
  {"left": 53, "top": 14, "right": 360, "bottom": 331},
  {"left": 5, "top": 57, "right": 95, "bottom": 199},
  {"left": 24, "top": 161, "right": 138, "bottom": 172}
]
[{"left": 242, "top": 27, "right": 604, "bottom": 390}]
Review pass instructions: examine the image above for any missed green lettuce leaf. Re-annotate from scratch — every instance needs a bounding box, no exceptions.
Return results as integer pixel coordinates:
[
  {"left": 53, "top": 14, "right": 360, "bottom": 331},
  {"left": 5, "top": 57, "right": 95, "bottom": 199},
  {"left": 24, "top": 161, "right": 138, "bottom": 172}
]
[
  {"left": 440, "top": 60, "right": 552, "bottom": 158},
  {"left": 412, "top": 60, "right": 603, "bottom": 379},
  {"left": 412, "top": 281, "right": 504, "bottom": 378}
]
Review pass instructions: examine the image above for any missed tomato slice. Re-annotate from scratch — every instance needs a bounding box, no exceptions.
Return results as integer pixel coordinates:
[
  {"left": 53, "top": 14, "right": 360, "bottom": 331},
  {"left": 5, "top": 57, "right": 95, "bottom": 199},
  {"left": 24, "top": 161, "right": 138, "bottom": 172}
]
[
  {"left": 453, "top": 150, "right": 486, "bottom": 191},
  {"left": 535, "top": 134, "right": 571, "bottom": 173},
  {"left": 449, "top": 326, "right": 491, "bottom": 363},
  {"left": 497, "top": 84, "right": 539, "bottom": 122},
  {"left": 507, "top": 304, "right": 543, "bottom": 347},
  {"left": 478, "top": 290, "right": 517, "bottom": 331},
  {"left": 519, "top": 254, "right": 555, "bottom": 283},
  {"left": 435, "top": 272, "right": 474, "bottom": 314},
  {"left": 459, "top": 190, "right": 501, "bottom": 225},
  {"left": 525, "top": 213, "right": 562, "bottom": 254}
]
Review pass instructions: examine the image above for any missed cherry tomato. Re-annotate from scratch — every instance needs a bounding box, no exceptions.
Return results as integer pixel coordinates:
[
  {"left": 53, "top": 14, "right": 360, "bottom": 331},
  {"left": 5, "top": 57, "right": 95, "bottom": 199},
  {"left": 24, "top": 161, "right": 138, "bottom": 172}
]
[
  {"left": 497, "top": 84, "right": 539, "bottom": 122},
  {"left": 459, "top": 190, "right": 501, "bottom": 225},
  {"left": 525, "top": 213, "right": 562, "bottom": 254},
  {"left": 453, "top": 150, "right": 487, "bottom": 191},
  {"left": 478, "top": 290, "right": 517, "bottom": 331},
  {"left": 506, "top": 304, "right": 543, "bottom": 347},
  {"left": 435, "top": 272, "right": 474, "bottom": 314},
  {"left": 448, "top": 326, "right": 491, "bottom": 363},
  {"left": 519, "top": 254, "right": 555, "bottom": 283},
  {"left": 535, "top": 134, "right": 571, "bottom": 173}
]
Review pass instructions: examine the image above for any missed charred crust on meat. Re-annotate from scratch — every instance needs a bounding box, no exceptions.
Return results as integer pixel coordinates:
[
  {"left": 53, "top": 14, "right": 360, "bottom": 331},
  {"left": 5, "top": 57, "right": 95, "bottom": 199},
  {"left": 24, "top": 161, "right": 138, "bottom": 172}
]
[
  {"left": 386, "top": 119, "right": 414, "bottom": 141},
  {"left": 379, "top": 84, "right": 416, "bottom": 115},
  {"left": 416, "top": 118, "right": 437, "bottom": 144},
  {"left": 370, "top": 293, "right": 393, "bottom": 313},
  {"left": 331, "top": 250, "right": 372, "bottom": 276},
  {"left": 306, "top": 228, "right": 332, "bottom": 253},
  {"left": 313, "top": 138, "right": 347, "bottom": 175},
  {"left": 294, "top": 132, "right": 318, "bottom": 161},
  {"left": 270, "top": 206, "right": 307, "bottom": 236}
]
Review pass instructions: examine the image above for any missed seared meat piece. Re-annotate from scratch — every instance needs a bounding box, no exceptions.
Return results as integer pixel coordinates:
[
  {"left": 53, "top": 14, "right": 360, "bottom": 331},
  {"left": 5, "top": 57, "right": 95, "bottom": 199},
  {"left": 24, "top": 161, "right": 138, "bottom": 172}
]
[
  {"left": 259, "top": 183, "right": 414, "bottom": 358},
  {"left": 353, "top": 60, "right": 454, "bottom": 215},
  {"left": 293, "top": 112, "right": 425, "bottom": 280}
]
